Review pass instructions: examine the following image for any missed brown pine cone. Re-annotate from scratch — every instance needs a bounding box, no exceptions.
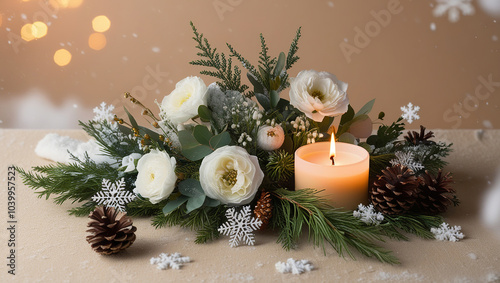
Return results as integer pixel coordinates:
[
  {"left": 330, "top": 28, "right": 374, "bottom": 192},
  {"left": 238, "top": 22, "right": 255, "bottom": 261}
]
[
  {"left": 254, "top": 191, "right": 273, "bottom": 230},
  {"left": 416, "top": 169, "right": 456, "bottom": 215},
  {"left": 370, "top": 164, "right": 420, "bottom": 215},
  {"left": 404, "top": 125, "right": 435, "bottom": 145},
  {"left": 86, "top": 206, "right": 137, "bottom": 255}
]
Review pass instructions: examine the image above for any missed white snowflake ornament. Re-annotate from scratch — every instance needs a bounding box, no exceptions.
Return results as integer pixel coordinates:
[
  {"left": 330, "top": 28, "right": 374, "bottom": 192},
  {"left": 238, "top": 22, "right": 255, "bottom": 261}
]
[
  {"left": 218, "top": 206, "right": 262, "bottom": 247},
  {"left": 91, "top": 178, "right": 136, "bottom": 212},
  {"left": 431, "top": 222, "right": 465, "bottom": 242},
  {"left": 390, "top": 151, "right": 424, "bottom": 173},
  {"left": 150, "top": 253, "right": 191, "bottom": 270},
  {"left": 433, "top": 0, "right": 475, "bottom": 23},
  {"left": 353, "top": 204, "right": 384, "bottom": 226},
  {"left": 401, "top": 102, "right": 420, "bottom": 124},
  {"left": 275, "top": 258, "right": 314, "bottom": 275},
  {"left": 93, "top": 102, "right": 115, "bottom": 123}
]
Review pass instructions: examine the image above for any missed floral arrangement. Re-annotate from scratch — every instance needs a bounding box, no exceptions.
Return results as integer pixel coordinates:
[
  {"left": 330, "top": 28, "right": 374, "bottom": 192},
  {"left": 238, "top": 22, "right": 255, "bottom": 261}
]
[{"left": 19, "top": 23, "right": 460, "bottom": 264}]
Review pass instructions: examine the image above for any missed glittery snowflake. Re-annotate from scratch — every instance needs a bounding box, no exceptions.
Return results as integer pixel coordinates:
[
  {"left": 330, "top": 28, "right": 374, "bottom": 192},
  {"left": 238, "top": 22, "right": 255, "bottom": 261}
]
[
  {"left": 150, "top": 253, "right": 191, "bottom": 270},
  {"left": 353, "top": 204, "right": 384, "bottom": 226},
  {"left": 91, "top": 178, "right": 136, "bottom": 212},
  {"left": 431, "top": 222, "right": 465, "bottom": 242},
  {"left": 218, "top": 206, "right": 262, "bottom": 247},
  {"left": 275, "top": 258, "right": 314, "bottom": 275},
  {"left": 390, "top": 151, "right": 424, "bottom": 173},
  {"left": 433, "top": 0, "right": 475, "bottom": 23},
  {"left": 401, "top": 102, "right": 420, "bottom": 124},
  {"left": 93, "top": 102, "right": 115, "bottom": 123}
]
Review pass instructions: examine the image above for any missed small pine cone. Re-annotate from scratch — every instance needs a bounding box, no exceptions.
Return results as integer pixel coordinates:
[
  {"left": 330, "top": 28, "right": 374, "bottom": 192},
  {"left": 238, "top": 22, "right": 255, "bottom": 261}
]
[
  {"left": 254, "top": 191, "right": 273, "bottom": 230},
  {"left": 370, "top": 164, "right": 420, "bottom": 215},
  {"left": 86, "top": 206, "right": 137, "bottom": 255},
  {"left": 404, "top": 125, "right": 435, "bottom": 146},
  {"left": 416, "top": 169, "right": 456, "bottom": 215}
]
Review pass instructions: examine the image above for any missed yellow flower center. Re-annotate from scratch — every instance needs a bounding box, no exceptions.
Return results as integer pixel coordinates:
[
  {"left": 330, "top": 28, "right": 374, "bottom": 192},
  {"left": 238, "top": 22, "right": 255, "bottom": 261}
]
[
  {"left": 310, "top": 90, "right": 325, "bottom": 101},
  {"left": 267, "top": 130, "right": 276, "bottom": 137},
  {"left": 178, "top": 92, "right": 192, "bottom": 107},
  {"left": 222, "top": 169, "right": 238, "bottom": 187},
  {"left": 149, "top": 173, "right": 155, "bottom": 181}
]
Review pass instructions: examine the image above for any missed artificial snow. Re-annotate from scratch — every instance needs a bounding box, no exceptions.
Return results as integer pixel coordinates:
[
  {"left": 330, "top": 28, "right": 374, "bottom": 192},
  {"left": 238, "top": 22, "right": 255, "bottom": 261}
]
[
  {"left": 275, "top": 258, "right": 314, "bottom": 275},
  {"left": 433, "top": 0, "right": 475, "bottom": 23},
  {"left": 91, "top": 178, "right": 136, "bottom": 212},
  {"left": 353, "top": 204, "right": 384, "bottom": 225},
  {"left": 218, "top": 206, "right": 262, "bottom": 247},
  {"left": 431, "top": 222, "right": 465, "bottom": 242},
  {"left": 92, "top": 102, "right": 115, "bottom": 123},
  {"left": 390, "top": 151, "right": 424, "bottom": 173},
  {"left": 482, "top": 170, "right": 500, "bottom": 233},
  {"left": 401, "top": 102, "right": 420, "bottom": 124},
  {"left": 150, "top": 253, "right": 191, "bottom": 270}
]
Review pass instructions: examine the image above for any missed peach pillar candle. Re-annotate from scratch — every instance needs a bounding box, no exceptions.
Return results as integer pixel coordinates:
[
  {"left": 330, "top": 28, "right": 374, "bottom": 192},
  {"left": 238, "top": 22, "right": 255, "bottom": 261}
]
[{"left": 294, "top": 141, "right": 369, "bottom": 210}]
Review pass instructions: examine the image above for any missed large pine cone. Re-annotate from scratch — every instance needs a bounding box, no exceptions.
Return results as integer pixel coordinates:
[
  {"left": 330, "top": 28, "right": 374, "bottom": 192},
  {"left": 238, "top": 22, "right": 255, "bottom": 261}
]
[
  {"left": 404, "top": 125, "right": 435, "bottom": 145},
  {"left": 86, "top": 206, "right": 137, "bottom": 255},
  {"left": 416, "top": 170, "right": 456, "bottom": 215},
  {"left": 370, "top": 164, "right": 420, "bottom": 215},
  {"left": 254, "top": 191, "right": 273, "bottom": 230}
]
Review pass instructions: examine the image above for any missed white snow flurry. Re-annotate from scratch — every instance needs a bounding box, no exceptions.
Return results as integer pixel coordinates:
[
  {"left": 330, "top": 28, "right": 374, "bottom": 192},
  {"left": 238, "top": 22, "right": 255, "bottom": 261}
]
[
  {"left": 431, "top": 222, "right": 465, "bottom": 242},
  {"left": 353, "top": 204, "right": 384, "bottom": 226},
  {"left": 150, "top": 253, "right": 191, "bottom": 270},
  {"left": 218, "top": 206, "right": 262, "bottom": 247},
  {"left": 91, "top": 178, "right": 136, "bottom": 212},
  {"left": 433, "top": 0, "right": 475, "bottom": 23},
  {"left": 275, "top": 258, "right": 314, "bottom": 275}
]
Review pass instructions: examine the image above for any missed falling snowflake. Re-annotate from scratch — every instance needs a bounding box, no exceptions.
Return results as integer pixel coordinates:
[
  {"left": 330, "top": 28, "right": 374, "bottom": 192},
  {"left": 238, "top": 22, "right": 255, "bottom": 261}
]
[
  {"left": 150, "top": 253, "right": 191, "bottom": 270},
  {"left": 218, "top": 206, "right": 262, "bottom": 247},
  {"left": 91, "top": 178, "right": 136, "bottom": 212},
  {"left": 353, "top": 204, "right": 384, "bottom": 226},
  {"left": 275, "top": 258, "right": 314, "bottom": 275},
  {"left": 431, "top": 222, "right": 465, "bottom": 242},
  {"left": 390, "top": 151, "right": 424, "bottom": 173},
  {"left": 93, "top": 102, "right": 115, "bottom": 123},
  {"left": 433, "top": 0, "right": 475, "bottom": 23},
  {"left": 401, "top": 102, "right": 420, "bottom": 124}
]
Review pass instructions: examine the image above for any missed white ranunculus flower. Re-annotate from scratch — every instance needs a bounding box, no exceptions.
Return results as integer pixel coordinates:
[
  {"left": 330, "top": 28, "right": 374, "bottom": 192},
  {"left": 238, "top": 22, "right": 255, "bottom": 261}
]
[
  {"left": 121, "top": 153, "right": 143, "bottom": 172},
  {"left": 134, "top": 149, "right": 177, "bottom": 204},
  {"left": 257, "top": 125, "right": 285, "bottom": 151},
  {"left": 161, "top": 76, "right": 207, "bottom": 125},
  {"left": 289, "top": 70, "right": 349, "bottom": 122},
  {"left": 199, "top": 146, "right": 264, "bottom": 205}
]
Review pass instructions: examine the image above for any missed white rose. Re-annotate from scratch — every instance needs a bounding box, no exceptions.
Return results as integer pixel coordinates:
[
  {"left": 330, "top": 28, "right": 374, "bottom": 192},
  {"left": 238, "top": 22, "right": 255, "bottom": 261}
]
[
  {"left": 199, "top": 146, "right": 264, "bottom": 205},
  {"left": 134, "top": 149, "right": 177, "bottom": 204},
  {"left": 161, "top": 76, "right": 207, "bottom": 125},
  {"left": 121, "top": 153, "right": 142, "bottom": 172},
  {"left": 289, "top": 70, "right": 349, "bottom": 122},
  {"left": 257, "top": 125, "right": 285, "bottom": 151}
]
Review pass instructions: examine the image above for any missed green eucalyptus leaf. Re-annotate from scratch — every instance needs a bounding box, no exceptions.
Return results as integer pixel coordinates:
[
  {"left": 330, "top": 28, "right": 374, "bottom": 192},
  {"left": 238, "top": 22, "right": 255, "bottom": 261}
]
[
  {"left": 255, "top": 92, "right": 271, "bottom": 110},
  {"left": 339, "top": 105, "right": 355, "bottom": 127},
  {"left": 247, "top": 72, "right": 264, "bottom": 94},
  {"left": 124, "top": 107, "right": 139, "bottom": 130},
  {"left": 162, "top": 195, "right": 189, "bottom": 215},
  {"left": 366, "top": 135, "right": 378, "bottom": 145},
  {"left": 186, "top": 195, "right": 206, "bottom": 213},
  {"left": 338, "top": 132, "right": 357, "bottom": 144},
  {"left": 117, "top": 124, "right": 133, "bottom": 136},
  {"left": 358, "top": 142, "right": 372, "bottom": 153},
  {"left": 354, "top": 99, "right": 375, "bottom": 118},
  {"left": 178, "top": 178, "right": 204, "bottom": 197},
  {"left": 193, "top": 125, "right": 213, "bottom": 146},
  {"left": 198, "top": 105, "right": 212, "bottom": 122},
  {"left": 378, "top": 112, "right": 385, "bottom": 120},
  {"left": 139, "top": 126, "right": 160, "bottom": 141},
  {"left": 273, "top": 52, "right": 286, "bottom": 77},
  {"left": 178, "top": 130, "right": 213, "bottom": 161},
  {"left": 210, "top": 131, "right": 231, "bottom": 149},
  {"left": 270, "top": 90, "right": 280, "bottom": 108},
  {"left": 318, "top": 116, "right": 335, "bottom": 133},
  {"left": 203, "top": 197, "right": 220, "bottom": 207}
]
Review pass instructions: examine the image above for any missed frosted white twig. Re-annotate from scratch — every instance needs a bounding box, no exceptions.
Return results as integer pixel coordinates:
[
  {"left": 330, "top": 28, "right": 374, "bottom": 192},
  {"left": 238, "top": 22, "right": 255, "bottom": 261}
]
[
  {"left": 390, "top": 151, "right": 424, "bottom": 173},
  {"left": 433, "top": 0, "right": 474, "bottom": 23},
  {"left": 275, "top": 258, "right": 314, "bottom": 275},
  {"left": 218, "top": 206, "right": 262, "bottom": 247},
  {"left": 401, "top": 102, "right": 420, "bottom": 124},
  {"left": 150, "top": 253, "right": 191, "bottom": 270},
  {"left": 353, "top": 204, "right": 384, "bottom": 225},
  {"left": 431, "top": 222, "right": 464, "bottom": 242},
  {"left": 93, "top": 102, "right": 115, "bottom": 123},
  {"left": 91, "top": 178, "right": 136, "bottom": 212}
]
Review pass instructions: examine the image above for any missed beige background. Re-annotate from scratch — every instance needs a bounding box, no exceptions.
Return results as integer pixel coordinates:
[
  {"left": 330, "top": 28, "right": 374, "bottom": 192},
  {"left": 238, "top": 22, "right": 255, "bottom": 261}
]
[{"left": 0, "top": 0, "right": 499, "bottom": 129}]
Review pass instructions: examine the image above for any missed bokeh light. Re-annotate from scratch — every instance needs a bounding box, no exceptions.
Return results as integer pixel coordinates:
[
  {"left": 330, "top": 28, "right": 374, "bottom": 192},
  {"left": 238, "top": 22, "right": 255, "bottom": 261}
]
[
  {"left": 32, "top": 21, "right": 48, "bottom": 39},
  {"left": 54, "top": 49, "right": 72, "bottom": 66},
  {"left": 50, "top": 0, "right": 84, "bottom": 9},
  {"left": 21, "top": 24, "right": 35, "bottom": 42},
  {"left": 92, "top": 15, "right": 111, "bottom": 32},
  {"left": 88, "top": 32, "right": 107, "bottom": 50},
  {"left": 0, "top": 14, "right": 3, "bottom": 28}
]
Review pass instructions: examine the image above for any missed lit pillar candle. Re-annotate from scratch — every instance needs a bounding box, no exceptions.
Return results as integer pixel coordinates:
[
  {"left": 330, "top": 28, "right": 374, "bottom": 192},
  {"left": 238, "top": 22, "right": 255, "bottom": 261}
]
[{"left": 294, "top": 136, "right": 369, "bottom": 210}]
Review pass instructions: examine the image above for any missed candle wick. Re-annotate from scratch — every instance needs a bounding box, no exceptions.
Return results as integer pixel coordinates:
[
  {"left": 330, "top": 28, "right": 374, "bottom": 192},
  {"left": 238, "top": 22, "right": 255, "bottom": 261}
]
[{"left": 330, "top": 155, "right": 335, "bottom": 166}]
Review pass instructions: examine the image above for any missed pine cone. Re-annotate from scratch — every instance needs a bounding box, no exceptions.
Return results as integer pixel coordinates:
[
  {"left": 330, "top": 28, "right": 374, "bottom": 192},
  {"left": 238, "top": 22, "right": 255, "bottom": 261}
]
[
  {"left": 404, "top": 125, "right": 435, "bottom": 145},
  {"left": 370, "top": 164, "right": 420, "bottom": 215},
  {"left": 416, "top": 169, "right": 456, "bottom": 215},
  {"left": 86, "top": 206, "right": 137, "bottom": 255},
  {"left": 254, "top": 191, "right": 273, "bottom": 230}
]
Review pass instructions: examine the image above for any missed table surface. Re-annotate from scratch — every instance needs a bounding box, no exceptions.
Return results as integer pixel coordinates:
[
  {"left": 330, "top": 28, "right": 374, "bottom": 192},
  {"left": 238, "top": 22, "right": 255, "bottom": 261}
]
[{"left": 1, "top": 129, "right": 500, "bottom": 282}]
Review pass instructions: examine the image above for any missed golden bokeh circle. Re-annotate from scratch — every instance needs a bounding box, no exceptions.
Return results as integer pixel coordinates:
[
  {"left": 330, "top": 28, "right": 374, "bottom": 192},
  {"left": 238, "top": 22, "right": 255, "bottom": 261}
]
[{"left": 54, "top": 49, "right": 72, "bottom": 66}]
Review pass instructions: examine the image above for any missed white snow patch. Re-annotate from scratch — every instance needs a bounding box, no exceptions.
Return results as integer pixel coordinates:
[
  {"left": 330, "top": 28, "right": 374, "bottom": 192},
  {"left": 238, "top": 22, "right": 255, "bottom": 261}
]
[
  {"left": 327, "top": 1, "right": 334, "bottom": 8},
  {"left": 482, "top": 170, "right": 500, "bottom": 233},
  {"left": 493, "top": 35, "right": 499, "bottom": 41},
  {"left": 375, "top": 271, "right": 425, "bottom": 281},
  {"left": 486, "top": 272, "right": 500, "bottom": 282},
  {"left": 483, "top": 120, "right": 493, "bottom": 128},
  {"left": 152, "top": 47, "right": 160, "bottom": 53},
  {"left": 430, "top": 22, "right": 437, "bottom": 31},
  {"left": 132, "top": 33, "right": 138, "bottom": 38},
  {"left": 275, "top": 258, "right": 314, "bottom": 275},
  {"left": 468, "top": 253, "right": 478, "bottom": 260}
]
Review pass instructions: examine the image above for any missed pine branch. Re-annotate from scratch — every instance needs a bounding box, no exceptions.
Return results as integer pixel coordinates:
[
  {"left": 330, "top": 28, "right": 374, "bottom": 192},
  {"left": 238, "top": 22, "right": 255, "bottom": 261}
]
[
  {"left": 258, "top": 33, "right": 276, "bottom": 74},
  {"left": 68, "top": 201, "right": 97, "bottom": 216},
  {"left": 126, "top": 198, "right": 163, "bottom": 217},
  {"left": 383, "top": 214, "right": 443, "bottom": 239},
  {"left": 271, "top": 189, "right": 399, "bottom": 264},
  {"left": 286, "top": 27, "right": 302, "bottom": 70},
  {"left": 227, "top": 43, "right": 258, "bottom": 77},
  {"left": 369, "top": 154, "right": 395, "bottom": 180}
]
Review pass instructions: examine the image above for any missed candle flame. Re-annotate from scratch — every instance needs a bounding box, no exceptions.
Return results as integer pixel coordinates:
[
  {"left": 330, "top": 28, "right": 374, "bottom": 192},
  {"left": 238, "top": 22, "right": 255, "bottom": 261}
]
[{"left": 330, "top": 132, "right": 336, "bottom": 165}]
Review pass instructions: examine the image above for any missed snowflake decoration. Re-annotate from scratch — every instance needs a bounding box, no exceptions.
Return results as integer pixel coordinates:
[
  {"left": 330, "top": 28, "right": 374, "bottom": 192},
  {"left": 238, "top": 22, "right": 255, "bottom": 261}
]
[
  {"left": 150, "top": 253, "right": 191, "bottom": 270},
  {"left": 431, "top": 222, "right": 465, "bottom": 242},
  {"left": 218, "top": 206, "right": 262, "bottom": 247},
  {"left": 390, "top": 151, "right": 424, "bottom": 173},
  {"left": 401, "top": 102, "right": 420, "bottom": 124},
  {"left": 91, "top": 178, "right": 136, "bottom": 212},
  {"left": 275, "top": 258, "right": 314, "bottom": 275},
  {"left": 93, "top": 102, "right": 115, "bottom": 123},
  {"left": 433, "top": 0, "right": 475, "bottom": 23},
  {"left": 353, "top": 204, "right": 384, "bottom": 226}
]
